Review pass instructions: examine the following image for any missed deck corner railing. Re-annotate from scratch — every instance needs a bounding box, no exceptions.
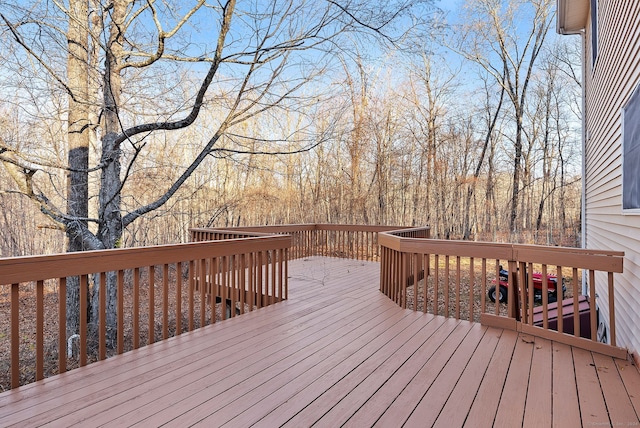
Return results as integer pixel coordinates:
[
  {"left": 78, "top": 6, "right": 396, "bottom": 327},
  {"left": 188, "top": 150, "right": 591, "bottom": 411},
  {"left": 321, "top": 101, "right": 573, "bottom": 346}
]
[
  {"left": 378, "top": 230, "right": 625, "bottom": 355},
  {"left": 193, "top": 224, "right": 406, "bottom": 262}
]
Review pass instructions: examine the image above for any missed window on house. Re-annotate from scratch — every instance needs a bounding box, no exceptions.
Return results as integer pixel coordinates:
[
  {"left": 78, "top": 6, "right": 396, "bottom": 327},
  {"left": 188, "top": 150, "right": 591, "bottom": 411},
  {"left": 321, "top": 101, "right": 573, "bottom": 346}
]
[
  {"left": 622, "top": 84, "right": 640, "bottom": 212},
  {"left": 591, "top": 0, "right": 598, "bottom": 66}
]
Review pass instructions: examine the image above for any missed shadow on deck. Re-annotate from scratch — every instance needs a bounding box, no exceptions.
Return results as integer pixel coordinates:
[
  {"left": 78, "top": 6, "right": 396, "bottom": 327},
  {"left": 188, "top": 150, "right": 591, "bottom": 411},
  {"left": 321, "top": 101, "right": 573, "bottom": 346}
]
[{"left": 1, "top": 257, "right": 639, "bottom": 427}]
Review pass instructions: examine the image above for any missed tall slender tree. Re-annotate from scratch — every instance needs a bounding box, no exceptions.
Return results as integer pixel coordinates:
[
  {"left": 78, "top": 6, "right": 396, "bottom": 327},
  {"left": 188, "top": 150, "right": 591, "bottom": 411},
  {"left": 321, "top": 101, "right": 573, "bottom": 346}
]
[{"left": 450, "top": 0, "right": 554, "bottom": 236}]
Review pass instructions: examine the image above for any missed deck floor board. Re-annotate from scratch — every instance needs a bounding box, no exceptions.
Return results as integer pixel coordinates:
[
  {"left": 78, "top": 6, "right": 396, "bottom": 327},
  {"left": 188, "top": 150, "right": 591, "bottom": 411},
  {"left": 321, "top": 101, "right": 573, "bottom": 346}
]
[
  {"left": 79, "top": 297, "right": 389, "bottom": 426},
  {"left": 592, "top": 352, "right": 640, "bottom": 425},
  {"left": 573, "top": 346, "right": 613, "bottom": 426},
  {"left": 552, "top": 342, "right": 582, "bottom": 427},
  {"left": 0, "top": 256, "right": 638, "bottom": 428},
  {"left": 342, "top": 318, "right": 459, "bottom": 428},
  {"left": 463, "top": 328, "right": 519, "bottom": 427},
  {"left": 523, "top": 336, "right": 553, "bottom": 427},
  {"left": 431, "top": 326, "right": 502, "bottom": 428},
  {"left": 371, "top": 321, "right": 475, "bottom": 427},
  {"left": 403, "top": 323, "right": 488, "bottom": 427}
]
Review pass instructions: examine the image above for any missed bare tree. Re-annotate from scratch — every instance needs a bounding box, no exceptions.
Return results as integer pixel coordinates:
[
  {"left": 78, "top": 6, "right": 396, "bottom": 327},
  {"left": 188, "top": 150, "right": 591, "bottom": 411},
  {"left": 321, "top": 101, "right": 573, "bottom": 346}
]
[
  {"left": 449, "top": 0, "right": 554, "bottom": 236},
  {"left": 400, "top": 51, "right": 459, "bottom": 232},
  {"left": 528, "top": 42, "right": 582, "bottom": 244},
  {"left": 461, "top": 75, "right": 505, "bottom": 240},
  {"left": 0, "top": 0, "right": 432, "bottom": 345}
]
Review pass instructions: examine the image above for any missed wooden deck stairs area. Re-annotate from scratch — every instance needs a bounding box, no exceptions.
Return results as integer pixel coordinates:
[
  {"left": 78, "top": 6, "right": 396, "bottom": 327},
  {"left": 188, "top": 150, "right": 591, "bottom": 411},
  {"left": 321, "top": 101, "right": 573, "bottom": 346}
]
[{"left": 1, "top": 257, "right": 639, "bottom": 427}]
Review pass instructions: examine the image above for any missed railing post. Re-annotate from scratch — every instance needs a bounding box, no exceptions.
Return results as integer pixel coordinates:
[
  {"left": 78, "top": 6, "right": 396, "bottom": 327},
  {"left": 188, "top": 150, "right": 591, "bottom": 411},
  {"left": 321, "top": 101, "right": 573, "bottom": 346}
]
[
  {"left": 11, "top": 283, "right": 19, "bottom": 389},
  {"left": 162, "top": 264, "right": 169, "bottom": 337},
  {"left": 133, "top": 268, "right": 140, "bottom": 348},
  {"left": 99, "top": 272, "right": 106, "bottom": 360},
  {"left": 79, "top": 275, "right": 88, "bottom": 366},
  {"left": 117, "top": 270, "right": 125, "bottom": 353},
  {"left": 149, "top": 266, "right": 156, "bottom": 344},
  {"left": 526, "top": 262, "right": 535, "bottom": 324},
  {"left": 469, "top": 258, "right": 474, "bottom": 322},
  {"left": 284, "top": 248, "right": 289, "bottom": 300},
  {"left": 58, "top": 278, "right": 67, "bottom": 374},
  {"left": 507, "top": 260, "right": 519, "bottom": 321},
  {"left": 609, "top": 271, "right": 616, "bottom": 346},
  {"left": 434, "top": 254, "right": 440, "bottom": 316},
  {"left": 444, "top": 255, "right": 450, "bottom": 317},
  {"left": 36, "top": 280, "right": 44, "bottom": 381},
  {"left": 494, "top": 261, "right": 500, "bottom": 316},
  {"left": 518, "top": 261, "right": 528, "bottom": 324},
  {"left": 258, "top": 251, "right": 264, "bottom": 308},
  {"left": 541, "top": 264, "right": 549, "bottom": 329},
  {"left": 456, "top": 256, "right": 461, "bottom": 320},
  {"left": 589, "top": 270, "right": 596, "bottom": 341},
  {"left": 188, "top": 260, "right": 195, "bottom": 330},
  {"left": 556, "top": 265, "right": 563, "bottom": 335},
  {"left": 176, "top": 262, "right": 183, "bottom": 335}
]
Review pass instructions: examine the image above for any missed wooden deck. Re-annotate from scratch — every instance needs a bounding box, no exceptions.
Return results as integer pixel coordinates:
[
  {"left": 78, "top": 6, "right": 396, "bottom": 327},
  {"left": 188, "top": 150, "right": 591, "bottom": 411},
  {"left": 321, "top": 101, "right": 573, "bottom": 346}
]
[{"left": 1, "top": 257, "right": 639, "bottom": 427}]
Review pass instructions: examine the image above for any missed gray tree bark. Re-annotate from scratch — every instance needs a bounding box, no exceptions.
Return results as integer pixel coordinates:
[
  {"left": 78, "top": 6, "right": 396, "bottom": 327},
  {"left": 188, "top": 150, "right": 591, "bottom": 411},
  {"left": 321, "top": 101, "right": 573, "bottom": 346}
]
[{"left": 66, "top": 0, "right": 90, "bottom": 340}]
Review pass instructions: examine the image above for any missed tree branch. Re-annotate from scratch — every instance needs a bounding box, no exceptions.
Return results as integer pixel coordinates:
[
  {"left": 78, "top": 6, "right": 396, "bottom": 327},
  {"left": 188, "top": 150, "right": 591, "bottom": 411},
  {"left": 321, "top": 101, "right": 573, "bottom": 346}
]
[
  {"left": 113, "top": 0, "right": 235, "bottom": 146},
  {"left": 0, "top": 13, "right": 82, "bottom": 104},
  {"left": 121, "top": 0, "right": 206, "bottom": 69}
]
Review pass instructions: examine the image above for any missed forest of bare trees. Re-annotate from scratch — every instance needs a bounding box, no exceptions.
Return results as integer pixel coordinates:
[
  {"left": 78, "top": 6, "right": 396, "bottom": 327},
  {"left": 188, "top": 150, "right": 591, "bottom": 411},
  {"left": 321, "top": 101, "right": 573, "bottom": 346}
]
[{"left": 0, "top": 0, "right": 582, "bottom": 262}]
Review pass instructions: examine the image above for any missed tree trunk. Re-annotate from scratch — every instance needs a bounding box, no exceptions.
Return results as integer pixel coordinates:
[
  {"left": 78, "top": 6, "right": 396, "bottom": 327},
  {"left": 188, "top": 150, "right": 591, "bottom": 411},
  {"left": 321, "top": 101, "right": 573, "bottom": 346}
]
[
  {"left": 91, "top": 0, "right": 126, "bottom": 347},
  {"left": 510, "top": 113, "right": 523, "bottom": 235},
  {"left": 464, "top": 79, "right": 505, "bottom": 240},
  {"left": 66, "top": 0, "right": 90, "bottom": 340}
]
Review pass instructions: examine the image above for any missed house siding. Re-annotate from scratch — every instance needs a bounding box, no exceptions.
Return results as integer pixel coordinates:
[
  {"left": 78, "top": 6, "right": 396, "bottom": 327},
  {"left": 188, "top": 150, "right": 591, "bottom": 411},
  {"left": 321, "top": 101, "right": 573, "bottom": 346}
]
[{"left": 584, "top": 0, "right": 640, "bottom": 359}]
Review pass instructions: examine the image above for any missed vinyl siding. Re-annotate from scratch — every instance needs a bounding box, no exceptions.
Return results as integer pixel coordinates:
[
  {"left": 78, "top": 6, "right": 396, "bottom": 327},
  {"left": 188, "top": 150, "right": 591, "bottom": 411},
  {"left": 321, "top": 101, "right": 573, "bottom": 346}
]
[{"left": 584, "top": 0, "right": 640, "bottom": 358}]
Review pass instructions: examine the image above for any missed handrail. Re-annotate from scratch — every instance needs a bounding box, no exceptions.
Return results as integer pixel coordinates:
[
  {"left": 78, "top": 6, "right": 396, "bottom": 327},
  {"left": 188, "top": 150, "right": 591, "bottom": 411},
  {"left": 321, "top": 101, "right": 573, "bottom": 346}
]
[
  {"left": 0, "top": 236, "right": 290, "bottom": 283},
  {"left": 378, "top": 231, "right": 624, "bottom": 352},
  {"left": 1, "top": 235, "right": 290, "bottom": 390},
  {"left": 384, "top": 226, "right": 432, "bottom": 239},
  {"left": 191, "top": 224, "right": 404, "bottom": 262},
  {"left": 194, "top": 224, "right": 404, "bottom": 233}
]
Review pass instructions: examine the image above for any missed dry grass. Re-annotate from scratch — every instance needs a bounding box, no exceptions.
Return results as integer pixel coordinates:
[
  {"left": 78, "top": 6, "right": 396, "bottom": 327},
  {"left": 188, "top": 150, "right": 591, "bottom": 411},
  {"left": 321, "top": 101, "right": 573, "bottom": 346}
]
[{"left": 404, "top": 268, "right": 507, "bottom": 323}]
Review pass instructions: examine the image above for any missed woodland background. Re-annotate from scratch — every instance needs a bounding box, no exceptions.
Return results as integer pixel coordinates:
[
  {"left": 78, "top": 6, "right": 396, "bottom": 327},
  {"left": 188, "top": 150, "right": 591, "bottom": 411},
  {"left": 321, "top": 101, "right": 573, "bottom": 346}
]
[{"left": 0, "top": 0, "right": 582, "bottom": 258}]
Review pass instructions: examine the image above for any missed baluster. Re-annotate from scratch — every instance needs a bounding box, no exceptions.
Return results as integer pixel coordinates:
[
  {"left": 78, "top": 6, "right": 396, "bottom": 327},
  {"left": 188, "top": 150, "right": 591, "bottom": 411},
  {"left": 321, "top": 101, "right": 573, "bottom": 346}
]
[
  {"left": 149, "top": 266, "right": 155, "bottom": 345},
  {"left": 163, "top": 264, "right": 169, "bottom": 339},
  {"left": 117, "top": 270, "right": 124, "bottom": 353},
  {"left": 133, "top": 268, "right": 140, "bottom": 348},
  {"left": 36, "top": 280, "right": 44, "bottom": 380},
  {"left": 176, "top": 262, "right": 183, "bottom": 335},
  {"left": 58, "top": 277, "right": 67, "bottom": 373},
  {"left": 556, "top": 265, "right": 563, "bottom": 335},
  {"left": 80, "top": 274, "right": 88, "bottom": 366},
  {"left": 11, "top": 283, "right": 19, "bottom": 388}
]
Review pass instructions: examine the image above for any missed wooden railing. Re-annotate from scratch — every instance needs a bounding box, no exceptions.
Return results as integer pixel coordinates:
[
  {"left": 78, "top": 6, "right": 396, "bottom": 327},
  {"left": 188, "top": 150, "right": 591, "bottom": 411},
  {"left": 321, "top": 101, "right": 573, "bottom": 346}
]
[
  {"left": 379, "top": 230, "right": 625, "bottom": 355},
  {"left": 191, "top": 224, "right": 405, "bottom": 261},
  {"left": 0, "top": 235, "right": 289, "bottom": 390},
  {"left": 3, "top": 221, "right": 625, "bottom": 390}
]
